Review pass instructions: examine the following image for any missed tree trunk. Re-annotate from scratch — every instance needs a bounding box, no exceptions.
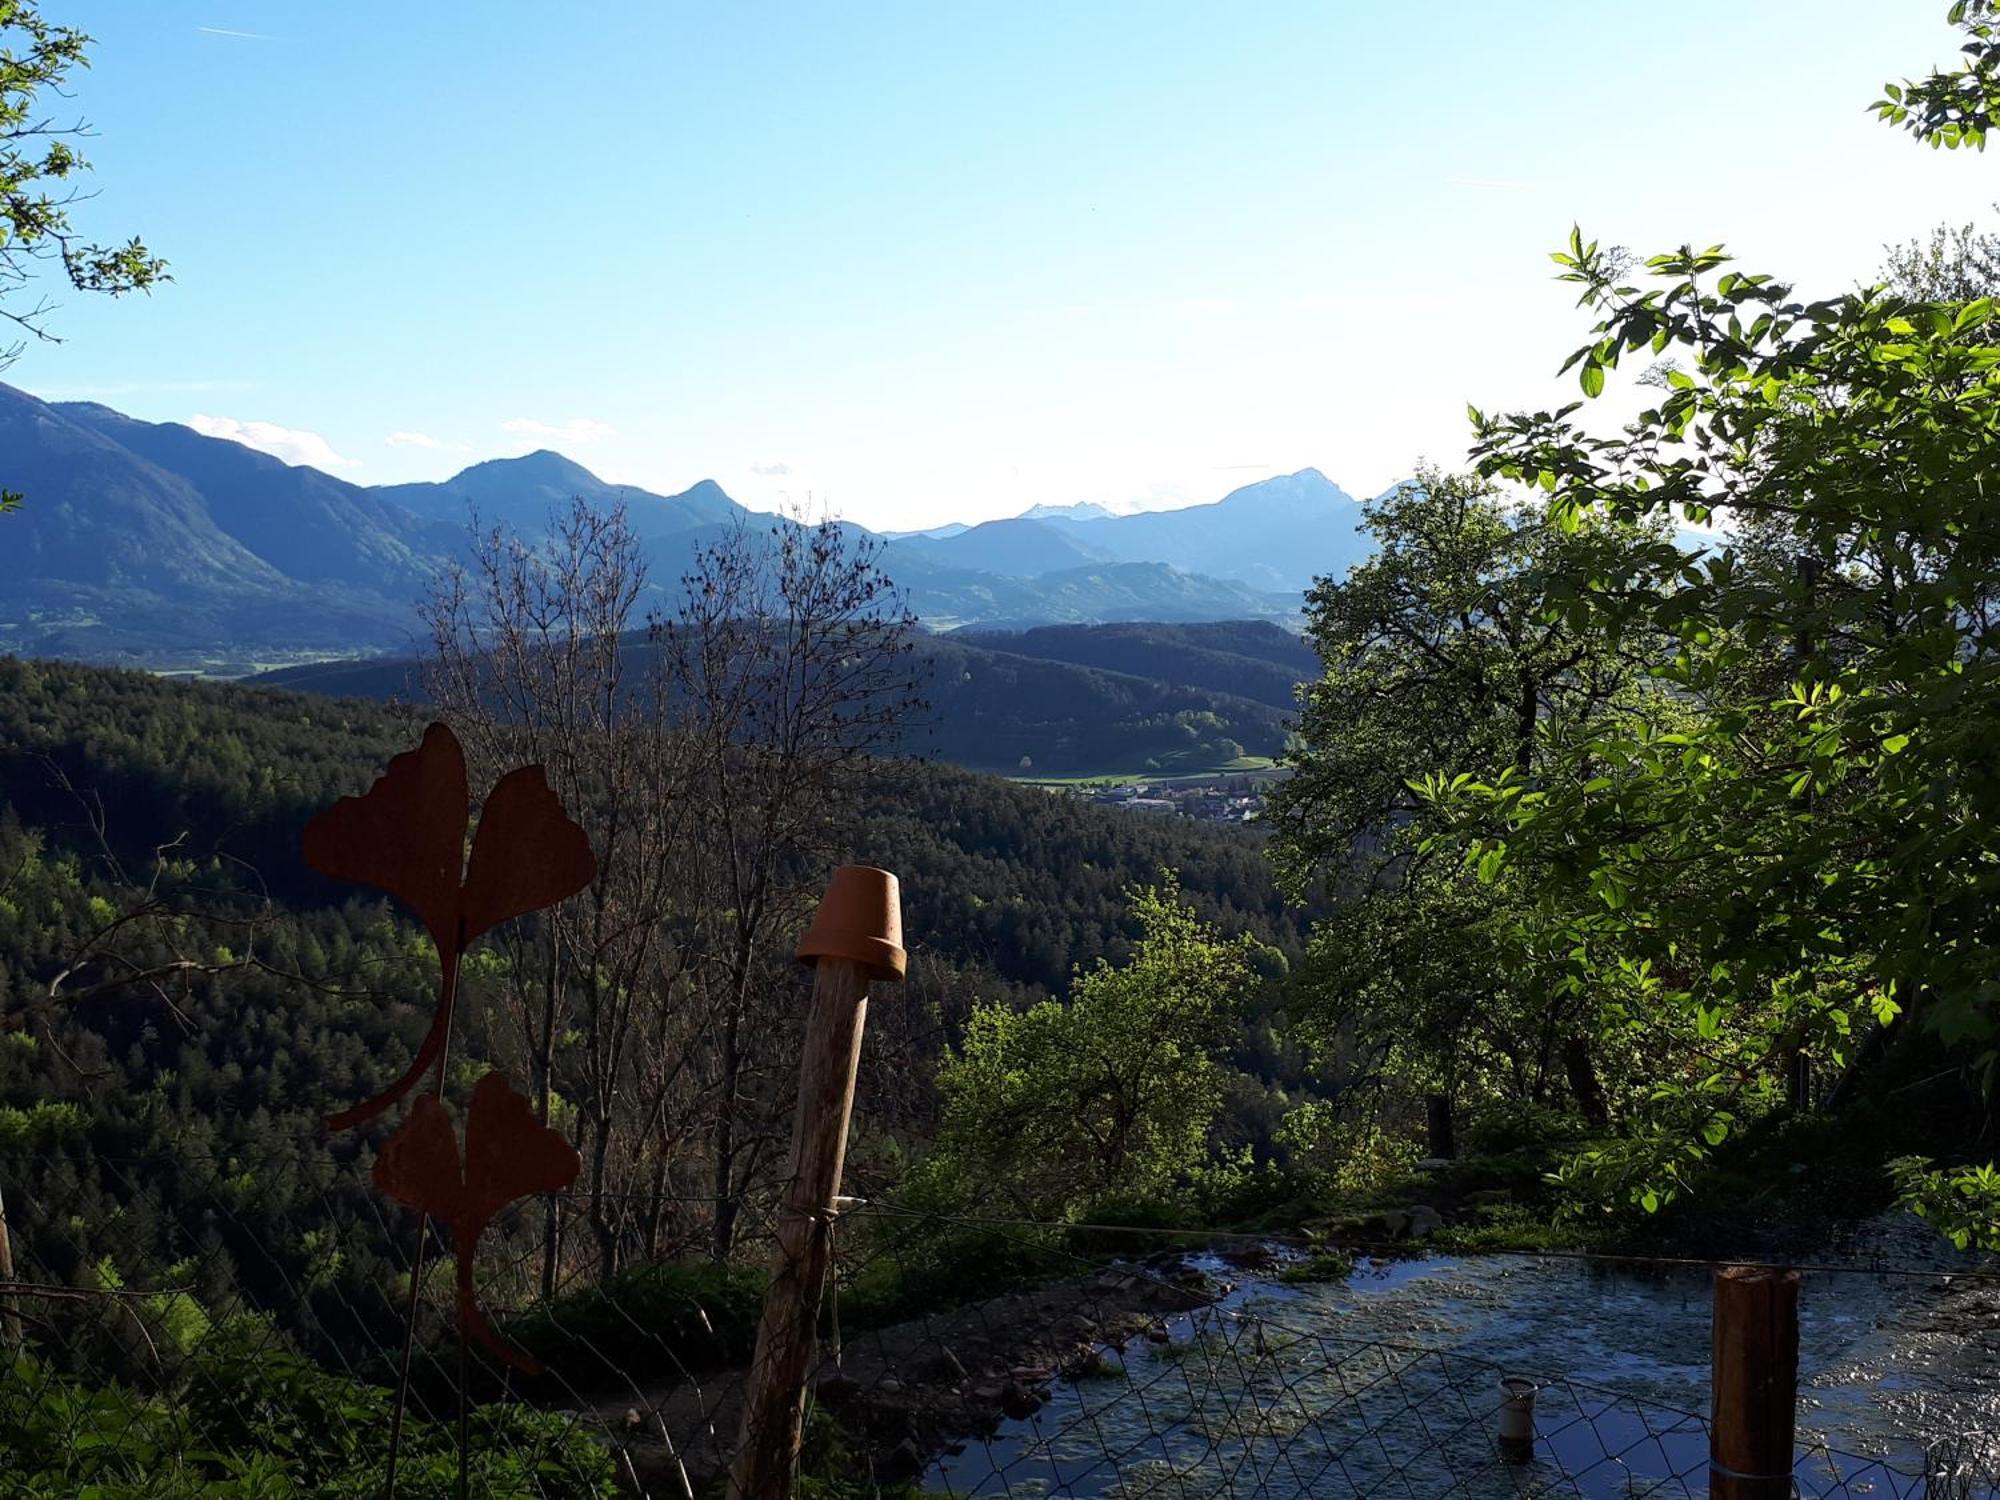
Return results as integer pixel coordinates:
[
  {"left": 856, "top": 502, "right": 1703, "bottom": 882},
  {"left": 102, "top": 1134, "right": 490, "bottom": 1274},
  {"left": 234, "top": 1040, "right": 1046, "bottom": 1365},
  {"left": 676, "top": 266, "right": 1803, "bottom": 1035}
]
[
  {"left": 1515, "top": 670, "right": 1539, "bottom": 775},
  {"left": 644, "top": 1152, "right": 672, "bottom": 1262},
  {"left": 711, "top": 1005, "right": 744, "bottom": 1260},
  {"left": 1425, "top": 1093, "right": 1456, "bottom": 1160},
  {"left": 1563, "top": 1033, "right": 1610, "bottom": 1129},
  {"left": 588, "top": 1114, "right": 619, "bottom": 1279},
  {"left": 536, "top": 928, "right": 564, "bottom": 1301}
]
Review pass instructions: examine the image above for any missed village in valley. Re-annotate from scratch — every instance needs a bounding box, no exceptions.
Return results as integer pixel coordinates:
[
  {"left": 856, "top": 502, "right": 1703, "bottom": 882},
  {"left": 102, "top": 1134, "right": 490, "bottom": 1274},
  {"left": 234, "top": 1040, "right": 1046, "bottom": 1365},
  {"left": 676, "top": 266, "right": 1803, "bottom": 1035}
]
[{"left": 1069, "top": 770, "right": 1285, "bottom": 823}]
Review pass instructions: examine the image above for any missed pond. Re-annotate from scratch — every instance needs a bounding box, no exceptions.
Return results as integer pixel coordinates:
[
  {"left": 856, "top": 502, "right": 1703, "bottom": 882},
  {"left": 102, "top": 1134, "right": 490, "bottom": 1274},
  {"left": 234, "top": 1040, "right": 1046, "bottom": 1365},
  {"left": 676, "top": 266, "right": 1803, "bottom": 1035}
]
[{"left": 927, "top": 1224, "right": 2000, "bottom": 1498}]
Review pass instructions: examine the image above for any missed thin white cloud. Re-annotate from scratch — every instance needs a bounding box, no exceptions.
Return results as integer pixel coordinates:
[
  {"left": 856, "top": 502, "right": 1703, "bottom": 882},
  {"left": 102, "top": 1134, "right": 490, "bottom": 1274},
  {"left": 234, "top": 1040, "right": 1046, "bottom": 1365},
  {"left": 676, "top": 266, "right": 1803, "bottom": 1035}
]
[
  {"left": 196, "top": 25, "right": 277, "bottom": 40},
  {"left": 385, "top": 430, "right": 466, "bottom": 451},
  {"left": 749, "top": 461, "right": 792, "bottom": 477},
  {"left": 188, "top": 413, "right": 359, "bottom": 470},
  {"left": 501, "top": 417, "right": 615, "bottom": 445}
]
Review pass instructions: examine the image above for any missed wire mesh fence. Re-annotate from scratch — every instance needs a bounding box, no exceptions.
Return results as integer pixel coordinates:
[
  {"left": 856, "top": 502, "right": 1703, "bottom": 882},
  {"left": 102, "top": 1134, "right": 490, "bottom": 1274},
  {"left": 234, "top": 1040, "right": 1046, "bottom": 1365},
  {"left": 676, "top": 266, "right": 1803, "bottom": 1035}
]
[{"left": 0, "top": 1143, "right": 1994, "bottom": 1498}]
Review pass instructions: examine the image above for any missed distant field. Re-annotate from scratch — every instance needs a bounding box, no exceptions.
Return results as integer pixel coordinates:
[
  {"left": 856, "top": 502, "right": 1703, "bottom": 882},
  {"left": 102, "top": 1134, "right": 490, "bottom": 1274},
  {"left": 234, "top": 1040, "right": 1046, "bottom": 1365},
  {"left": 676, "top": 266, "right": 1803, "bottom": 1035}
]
[{"left": 1013, "top": 755, "right": 1283, "bottom": 789}]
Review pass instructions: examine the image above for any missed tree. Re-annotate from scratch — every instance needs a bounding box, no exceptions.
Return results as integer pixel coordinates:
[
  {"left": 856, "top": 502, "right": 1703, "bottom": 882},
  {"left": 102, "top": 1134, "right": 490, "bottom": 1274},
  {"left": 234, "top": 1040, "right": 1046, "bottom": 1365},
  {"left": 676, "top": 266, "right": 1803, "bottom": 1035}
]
[
  {"left": 2, "top": 2, "right": 167, "bottom": 509},
  {"left": 928, "top": 878, "right": 1261, "bottom": 1220},
  {"left": 1882, "top": 213, "right": 2000, "bottom": 301},
  {"left": 423, "top": 503, "right": 924, "bottom": 1270},
  {"left": 422, "top": 498, "right": 698, "bottom": 1286},
  {"left": 1267, "top": 469, "right": 1661, "bottom": 1154},
  {"left": 664, "top": 513, "right": 922, "bottom": 1257},
  {"left": 1418, "top": 3, "right": 2000, "bottom": 1229},
  {"left": 1873, "top": 0, "right": 2000, "bottom": 150}
]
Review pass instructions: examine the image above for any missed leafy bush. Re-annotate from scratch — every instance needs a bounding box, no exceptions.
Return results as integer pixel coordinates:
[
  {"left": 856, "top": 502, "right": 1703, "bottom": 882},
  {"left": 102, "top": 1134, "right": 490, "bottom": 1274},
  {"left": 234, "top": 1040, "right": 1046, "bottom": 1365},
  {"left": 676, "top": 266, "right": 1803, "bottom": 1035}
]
[
  {"left": 504, "top": 1258, "right": 766, "bottom": 1393},
  {"left": 837, "top": 1220, "right": 1068, "bottom": 1329},
  {"left": 0, "top": 1341, "right": 618, "bottom": 1498}
]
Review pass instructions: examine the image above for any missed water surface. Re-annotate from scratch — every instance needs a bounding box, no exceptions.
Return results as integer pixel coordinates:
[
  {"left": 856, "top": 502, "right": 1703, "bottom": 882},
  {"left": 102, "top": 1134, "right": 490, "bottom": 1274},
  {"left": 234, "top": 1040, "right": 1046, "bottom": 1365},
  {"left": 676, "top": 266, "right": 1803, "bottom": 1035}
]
[{"left": 929, "top": 1234, "right": 2000, "bottom": 1498}]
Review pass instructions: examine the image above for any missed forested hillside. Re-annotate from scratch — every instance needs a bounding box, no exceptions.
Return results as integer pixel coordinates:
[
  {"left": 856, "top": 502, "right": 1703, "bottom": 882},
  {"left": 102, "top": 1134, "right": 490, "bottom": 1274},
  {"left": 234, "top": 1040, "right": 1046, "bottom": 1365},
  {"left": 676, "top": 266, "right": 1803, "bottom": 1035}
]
[
  {"left": 256, "top": 629, "right": 1296, "bottom": 777},
  {"left": 0, "top": 655, "right": 1308, "bottom": 1366},
  {"left": 952, "top": 620, "right": 1318, "bottom": 712}
]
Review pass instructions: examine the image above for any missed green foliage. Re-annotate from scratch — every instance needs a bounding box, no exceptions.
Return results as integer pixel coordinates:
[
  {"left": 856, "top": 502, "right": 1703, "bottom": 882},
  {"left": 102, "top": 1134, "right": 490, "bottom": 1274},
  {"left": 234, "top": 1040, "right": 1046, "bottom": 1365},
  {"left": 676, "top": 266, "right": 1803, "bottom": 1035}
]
[
  {"left": 0, "top": 650, "right": 1306, "bottom": 1348},
  {"left": 1276, "top": 1250, "right": 1353, "bottom": 1285},
  {"left": 0, "top": 1098, "right": 83, "bottom": 1147},
  {"left": 505, "top": 1258, "right": 766, "bottom": 1392},
  {"left": 1874, "top": 2, "right": 2000, "bottom": 149},
  {"left": 1269, "top": 468, "right": 1664, "bottom": 1185},
  {"left": 954, "top": 620, "right": 1319, "bottom": 713},
  {"left": 0, "top": 1342, "right": 618, "bottom": 1498},
  {"left": 928, "top": 879, "right": 1262, "bottom": 1219},
  {"left": 1400, "top": 6, "right": 2000, "bottom": 1232},
  {"left": 836, "top": 1217, "right": 1068, "bottom": 1328},
  {"left": 1891, "top": 1157, "right": 2000, "bottom": 1250},
  {"left": 0, "top": 2, "right": 167, "bottom": 370}
]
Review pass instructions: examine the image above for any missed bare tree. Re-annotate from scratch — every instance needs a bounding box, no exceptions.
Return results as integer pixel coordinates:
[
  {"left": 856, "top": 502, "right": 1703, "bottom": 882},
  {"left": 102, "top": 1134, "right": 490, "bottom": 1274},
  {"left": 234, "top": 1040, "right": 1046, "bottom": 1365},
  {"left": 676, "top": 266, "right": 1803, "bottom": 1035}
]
[
  {"left": 661, "top": 512, "right": 922, "bottom": 1257},
  {"left": 421, "top": 500, "right": 923, "bottom": 1275},
  {"left": 422, "top": 500, "right": 700, "bottom": 1285}
]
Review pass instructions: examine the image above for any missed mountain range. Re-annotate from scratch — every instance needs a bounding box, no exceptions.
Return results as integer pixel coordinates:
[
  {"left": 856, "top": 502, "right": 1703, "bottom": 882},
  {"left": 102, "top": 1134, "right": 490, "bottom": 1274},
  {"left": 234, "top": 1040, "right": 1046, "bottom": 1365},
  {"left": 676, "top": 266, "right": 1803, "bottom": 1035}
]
[{"left": 0, "top": 382, "right": 1378, "bottom": 671}]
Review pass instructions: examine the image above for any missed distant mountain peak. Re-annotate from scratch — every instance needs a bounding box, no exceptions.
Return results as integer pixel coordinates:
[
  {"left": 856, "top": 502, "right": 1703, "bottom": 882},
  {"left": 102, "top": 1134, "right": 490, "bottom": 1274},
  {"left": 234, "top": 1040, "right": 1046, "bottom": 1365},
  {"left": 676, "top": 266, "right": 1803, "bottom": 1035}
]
[
  {"left": 1214, "top": 468, "right": 1350, "bottom": 509},
  {"left": 1021, "top": 500, "right": 1118, "bottom": 523},
  {"left": 449, "top": 448, "right": 604, "bottom": 488}
]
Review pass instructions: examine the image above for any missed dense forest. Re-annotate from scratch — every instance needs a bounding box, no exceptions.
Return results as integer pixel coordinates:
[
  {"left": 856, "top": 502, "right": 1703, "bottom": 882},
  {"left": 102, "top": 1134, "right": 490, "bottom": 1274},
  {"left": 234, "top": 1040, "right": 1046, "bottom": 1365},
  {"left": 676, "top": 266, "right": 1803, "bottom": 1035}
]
[
  {"left": 950, "top": 620, "right": 1319, "bottom": 712},
  {"left": 0, "top": 650, "right": 1314, "bottom": 1340},
  {"left": 255, "top": 624, "right": 1298, "bottom": 778}
]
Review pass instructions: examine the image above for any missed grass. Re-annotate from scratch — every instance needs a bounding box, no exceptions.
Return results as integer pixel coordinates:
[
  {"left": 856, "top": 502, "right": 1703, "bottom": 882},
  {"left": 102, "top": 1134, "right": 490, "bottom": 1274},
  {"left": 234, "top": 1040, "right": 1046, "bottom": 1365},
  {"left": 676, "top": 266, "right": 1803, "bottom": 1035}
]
[{"left": 1277, "top": 1250, "right": 1356, "bottom": 1285}]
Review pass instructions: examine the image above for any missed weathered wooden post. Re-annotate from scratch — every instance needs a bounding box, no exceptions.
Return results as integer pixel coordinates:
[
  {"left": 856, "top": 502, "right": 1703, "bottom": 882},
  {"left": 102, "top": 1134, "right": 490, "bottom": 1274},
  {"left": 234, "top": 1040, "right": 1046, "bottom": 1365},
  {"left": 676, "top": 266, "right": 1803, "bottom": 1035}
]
[
  {"left": 1709, "top": 1265, "right": 1800, "bottom": 1500},
  {"left": 728, "top": 866, "right": 905, "bottom": 1500},
  {"left": 1497, "top": 1376, "right": 1536, "bottom": 1464},
  {"left": 0, "top": 1182, "right": 20, "bottom": 1348}
]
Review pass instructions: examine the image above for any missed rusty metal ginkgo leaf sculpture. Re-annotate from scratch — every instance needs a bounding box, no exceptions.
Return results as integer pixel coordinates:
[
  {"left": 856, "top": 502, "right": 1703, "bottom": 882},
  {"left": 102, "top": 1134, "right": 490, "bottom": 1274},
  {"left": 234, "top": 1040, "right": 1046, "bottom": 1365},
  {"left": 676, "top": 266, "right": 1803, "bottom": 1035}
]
[
  {"left": 375, "top": 1071, "right": 581, "bottom": 1371},
  {"left": 303, "top": 722, "right": 597, "bottom": 1130}
]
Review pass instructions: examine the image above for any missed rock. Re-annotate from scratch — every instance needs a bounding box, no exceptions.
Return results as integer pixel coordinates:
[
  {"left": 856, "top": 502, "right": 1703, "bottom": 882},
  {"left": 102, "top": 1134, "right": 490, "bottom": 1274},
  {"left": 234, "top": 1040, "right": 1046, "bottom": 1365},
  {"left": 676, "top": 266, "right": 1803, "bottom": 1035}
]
[
  {"left": 876, "top": 1378, "right": 903, "bottom": 1396},
  {"left": 1000, "top": 1380, "right": 1043, "bottom": 1419},
  {"left": 1406, "top": 1205, "right": 1445, "bottom": 1238},
  {"left": 1062, "top": 1346, "right": 1124, "bottom": 1381},
  {"left": 1465, "top": 1189, "right": 1512, "bottom": 1209},
  {"left": 1008, "top": 1364, "right": 1051, "bottom": 1382},
  {"left": 1220, "top": 1242, "right": 1279, "bottom": 1270},
  {"left": 920, "top": 1347, "right": 967, "bottom": 1383},
  {"left": 1414, "top": 1157, "right": 1453, "bottom": 1172},
  {"left": 1145, "top": 1321, "right": 1172, "bottom": 1344}
]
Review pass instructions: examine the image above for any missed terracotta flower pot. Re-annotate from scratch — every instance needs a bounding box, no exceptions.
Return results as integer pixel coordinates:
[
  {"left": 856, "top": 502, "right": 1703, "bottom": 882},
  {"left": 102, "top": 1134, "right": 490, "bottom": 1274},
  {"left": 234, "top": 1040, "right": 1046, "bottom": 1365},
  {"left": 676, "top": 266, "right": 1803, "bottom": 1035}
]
[{"left": 796, "top": 865, "right": 905, "bottom": 981}]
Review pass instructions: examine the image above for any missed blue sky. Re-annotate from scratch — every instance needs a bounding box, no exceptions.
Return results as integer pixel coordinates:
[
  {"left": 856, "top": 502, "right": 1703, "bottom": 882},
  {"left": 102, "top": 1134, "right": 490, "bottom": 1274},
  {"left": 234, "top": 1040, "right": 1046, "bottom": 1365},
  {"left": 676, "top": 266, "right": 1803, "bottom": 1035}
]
[{"left": 17, "top": 2, "right": 1997, "bottom": 530}]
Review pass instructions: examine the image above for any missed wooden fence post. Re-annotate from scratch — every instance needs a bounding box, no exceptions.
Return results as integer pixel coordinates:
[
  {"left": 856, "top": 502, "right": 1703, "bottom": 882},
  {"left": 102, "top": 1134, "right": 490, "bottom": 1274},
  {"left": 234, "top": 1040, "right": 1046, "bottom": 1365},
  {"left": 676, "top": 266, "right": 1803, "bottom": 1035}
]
[
  {"left": 0, "top": 1180, "right": 19, "bottom": 1349},
  {"left": 727, "top": 866, "right": 904, "bottom": 1500},
  {"left": 1709, "top": 1265, "right": 1800, "bottom": 1500}
]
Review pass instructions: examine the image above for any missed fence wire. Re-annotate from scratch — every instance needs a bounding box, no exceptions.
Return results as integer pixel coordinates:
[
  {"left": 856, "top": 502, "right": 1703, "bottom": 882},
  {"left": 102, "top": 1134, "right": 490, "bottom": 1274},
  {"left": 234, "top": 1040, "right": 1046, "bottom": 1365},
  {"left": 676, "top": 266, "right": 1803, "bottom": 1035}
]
[{"left": 0, "top": 1145, "right": 1992, "bottom": 1499}]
